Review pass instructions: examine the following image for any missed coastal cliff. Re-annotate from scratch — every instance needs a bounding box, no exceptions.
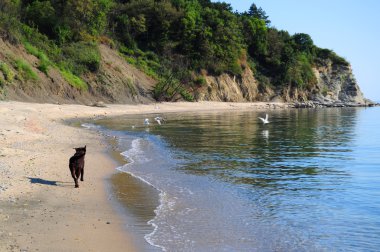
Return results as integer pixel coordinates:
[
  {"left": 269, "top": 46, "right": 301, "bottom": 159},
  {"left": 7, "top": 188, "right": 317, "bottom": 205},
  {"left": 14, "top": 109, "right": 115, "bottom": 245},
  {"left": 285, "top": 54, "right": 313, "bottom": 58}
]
[
  {"left": 312, "top": 59, "right": 366, "bottom": 104},
  {"left": 0, "top": 38, "right": 368, "bottom": 105},
  {"left": 0, "top": 0, "right": 372, "bottom": 106},
  {"left": 195, "top": 59, "right": 367, "bottom": 105}
]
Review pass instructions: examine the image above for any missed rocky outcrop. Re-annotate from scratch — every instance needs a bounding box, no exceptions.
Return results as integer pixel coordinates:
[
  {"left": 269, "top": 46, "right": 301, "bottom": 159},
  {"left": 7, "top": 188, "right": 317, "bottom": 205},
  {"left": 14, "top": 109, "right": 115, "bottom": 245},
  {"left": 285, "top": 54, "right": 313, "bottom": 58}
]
[
  {"left": 195, "top": 67, "right": 273, "bottom": 102},
  {"left": 312, "top": 59, "right": 366, "bottom": 104},
  {"left": 195, "top": 58, "right": 369, "bottom": 106}
]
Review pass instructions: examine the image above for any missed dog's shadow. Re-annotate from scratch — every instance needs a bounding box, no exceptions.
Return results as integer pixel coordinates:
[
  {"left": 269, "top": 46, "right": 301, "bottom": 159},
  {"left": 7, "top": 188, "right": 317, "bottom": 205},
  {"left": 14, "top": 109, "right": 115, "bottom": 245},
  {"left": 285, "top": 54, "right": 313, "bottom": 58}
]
[{"left": 27, "top": 177, "right": 73, "bottom": 187}]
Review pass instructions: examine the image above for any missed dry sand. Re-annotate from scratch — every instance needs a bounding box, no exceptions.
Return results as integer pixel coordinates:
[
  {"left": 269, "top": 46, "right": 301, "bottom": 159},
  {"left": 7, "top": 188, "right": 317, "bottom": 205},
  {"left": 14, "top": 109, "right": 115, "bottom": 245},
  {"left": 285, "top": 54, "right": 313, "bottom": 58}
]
[{"left": 0, "top": 101, "right": 289, "bottom": 251}]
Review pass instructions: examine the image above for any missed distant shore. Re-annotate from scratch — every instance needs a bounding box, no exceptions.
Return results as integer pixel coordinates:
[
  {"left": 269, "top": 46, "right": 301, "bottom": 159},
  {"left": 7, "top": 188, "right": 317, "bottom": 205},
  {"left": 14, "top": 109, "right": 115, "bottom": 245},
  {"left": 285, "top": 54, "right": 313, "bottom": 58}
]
[{"left": 0, "top": 100, "right": 376, "bottom": 251}]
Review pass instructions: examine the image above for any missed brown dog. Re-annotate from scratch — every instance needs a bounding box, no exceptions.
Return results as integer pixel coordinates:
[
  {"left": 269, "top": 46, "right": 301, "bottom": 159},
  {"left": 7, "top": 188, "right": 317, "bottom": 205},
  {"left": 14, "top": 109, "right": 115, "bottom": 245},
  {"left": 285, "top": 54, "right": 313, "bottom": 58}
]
[{"left": 69, "top": 145, "right": 86, "bottom": 188}]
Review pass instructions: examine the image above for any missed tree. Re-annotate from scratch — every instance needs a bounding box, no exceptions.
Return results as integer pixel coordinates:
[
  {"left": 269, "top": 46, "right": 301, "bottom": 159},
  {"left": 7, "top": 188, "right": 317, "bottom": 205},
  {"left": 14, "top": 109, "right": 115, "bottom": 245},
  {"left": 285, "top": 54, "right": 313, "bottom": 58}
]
[
  {"left": 285, "top": 53, "right": 316, "bottom": 89},
  {"left": 292, "top": 33, "right": 314, "bottom": 53},
  {"left": 248, "top": 3, "right": 270, "bottom": 25},
  {"left": 240, "top": 14, "right": 267, "bottom": 58},
  {"left": 113, "top": 0, "right": 182, "bottom": 51},
  {"left": 24, "top": 0, "right": 57, "bottom": 37},
  {"left": 59, "top": 0, "right": 113, "bottom": 40}
]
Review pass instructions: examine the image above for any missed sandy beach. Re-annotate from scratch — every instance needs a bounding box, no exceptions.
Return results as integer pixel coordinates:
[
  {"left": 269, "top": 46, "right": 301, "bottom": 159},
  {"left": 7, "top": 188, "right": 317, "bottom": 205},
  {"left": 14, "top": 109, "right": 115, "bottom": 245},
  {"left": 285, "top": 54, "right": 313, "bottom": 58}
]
[{"left": 0, "top": 101, "right": 288, "bottom": 251}]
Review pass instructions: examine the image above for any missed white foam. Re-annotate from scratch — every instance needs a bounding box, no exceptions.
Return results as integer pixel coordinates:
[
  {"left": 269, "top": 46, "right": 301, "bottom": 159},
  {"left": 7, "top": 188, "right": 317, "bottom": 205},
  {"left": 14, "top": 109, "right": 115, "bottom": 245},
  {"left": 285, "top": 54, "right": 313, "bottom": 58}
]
[
  {"left": 121, "top": 138, "right": 151, "bottom": 164},
  {"left": 81, "top": 123, "right": 102, "bottom": 130},
  {"left": 81, "top": 124, "right": 167, "bottom": 250},
  {"left": 145, "top": 190, "right": 170, "bottom": 252},
  {"left": 116, "top": 138, "right": 167, "bottom": 252}
]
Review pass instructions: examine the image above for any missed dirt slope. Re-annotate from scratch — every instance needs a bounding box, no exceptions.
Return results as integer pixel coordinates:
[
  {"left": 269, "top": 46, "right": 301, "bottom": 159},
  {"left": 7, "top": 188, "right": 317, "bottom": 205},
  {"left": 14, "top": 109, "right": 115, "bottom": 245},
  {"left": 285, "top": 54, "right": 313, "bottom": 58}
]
[{"left": 0, "top": 39, "right": 156, "bottom": 104}]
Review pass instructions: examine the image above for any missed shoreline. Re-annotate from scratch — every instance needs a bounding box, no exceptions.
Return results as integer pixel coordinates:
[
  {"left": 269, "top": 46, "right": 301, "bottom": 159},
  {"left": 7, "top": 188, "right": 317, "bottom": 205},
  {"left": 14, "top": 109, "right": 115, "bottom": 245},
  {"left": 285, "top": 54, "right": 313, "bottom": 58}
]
[
  {"left": 1, "top": 100, "right": 283, "bottom": 251},
  {"left": 101, "top": 133, "right": 161, "bottom": 251},
  {"left": 2, "top": 100, "right": 369, "bottom": 251}
]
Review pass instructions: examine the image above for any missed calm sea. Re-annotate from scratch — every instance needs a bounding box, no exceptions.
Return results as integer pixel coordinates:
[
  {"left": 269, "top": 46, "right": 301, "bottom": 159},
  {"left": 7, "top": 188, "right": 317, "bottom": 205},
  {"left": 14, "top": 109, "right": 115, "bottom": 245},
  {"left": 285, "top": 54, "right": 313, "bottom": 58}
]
[{"left": 84, "top": 107, "right": 380, "bottom": 252}]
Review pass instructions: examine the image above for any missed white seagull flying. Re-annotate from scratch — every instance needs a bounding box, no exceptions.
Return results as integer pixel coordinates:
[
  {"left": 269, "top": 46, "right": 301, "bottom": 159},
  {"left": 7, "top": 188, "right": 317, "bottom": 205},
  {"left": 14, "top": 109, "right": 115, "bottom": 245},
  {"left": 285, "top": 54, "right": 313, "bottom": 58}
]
[{"left": 258, "top": 114, "right": 269, "bottom": 124}]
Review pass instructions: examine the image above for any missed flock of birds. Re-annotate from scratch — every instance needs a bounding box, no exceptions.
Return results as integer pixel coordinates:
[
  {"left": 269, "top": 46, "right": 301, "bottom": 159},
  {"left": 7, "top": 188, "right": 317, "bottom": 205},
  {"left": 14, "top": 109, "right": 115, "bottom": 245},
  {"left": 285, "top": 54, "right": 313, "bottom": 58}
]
[
  {"left": 140, "top": 114, "right": 270, "bottom": 127},
  {"left": 144, "top": 116, "right": 164, "bottom": 126},
  {"left": 138, "top": 113, "right": 270, "bottom": 141}
]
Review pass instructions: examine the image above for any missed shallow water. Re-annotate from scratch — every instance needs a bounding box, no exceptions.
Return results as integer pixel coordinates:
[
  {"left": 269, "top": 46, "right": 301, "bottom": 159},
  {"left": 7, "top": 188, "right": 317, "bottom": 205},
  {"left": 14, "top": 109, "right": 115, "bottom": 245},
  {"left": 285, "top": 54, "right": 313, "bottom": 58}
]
[{"left": 86, "top": 107, "right": 380, "bottom": 252}]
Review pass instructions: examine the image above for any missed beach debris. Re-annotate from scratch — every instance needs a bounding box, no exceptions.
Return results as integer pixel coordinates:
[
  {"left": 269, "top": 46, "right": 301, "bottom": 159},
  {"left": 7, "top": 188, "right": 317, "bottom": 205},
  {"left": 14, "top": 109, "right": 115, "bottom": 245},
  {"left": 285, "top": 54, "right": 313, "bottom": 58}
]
[{"left": 90, "top": 101, "right": 107, "bottom": 107}]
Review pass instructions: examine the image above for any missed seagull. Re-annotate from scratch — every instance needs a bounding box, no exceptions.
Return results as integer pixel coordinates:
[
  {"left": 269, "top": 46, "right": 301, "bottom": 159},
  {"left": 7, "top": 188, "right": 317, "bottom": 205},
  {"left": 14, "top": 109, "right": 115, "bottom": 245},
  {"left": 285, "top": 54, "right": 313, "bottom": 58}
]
[
  {"left": 258, "top": 114, "right": 269, "bottom": 124},
  {"left": 154, "top": 116, "right": 163, "bottom": 125},
  {"left": 144, "top": 118, "right": 150, "bottom": 125}
]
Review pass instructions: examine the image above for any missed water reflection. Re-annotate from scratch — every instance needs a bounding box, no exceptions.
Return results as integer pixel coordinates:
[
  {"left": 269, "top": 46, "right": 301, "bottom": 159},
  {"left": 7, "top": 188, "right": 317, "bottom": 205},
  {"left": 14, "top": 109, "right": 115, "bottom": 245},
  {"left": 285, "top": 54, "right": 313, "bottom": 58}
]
[
  {"left": 95, "top": 109, "right": 358, "bottom": 190},
  {"left": 145, "top": 109, "right": 357, "bottom": 190}
]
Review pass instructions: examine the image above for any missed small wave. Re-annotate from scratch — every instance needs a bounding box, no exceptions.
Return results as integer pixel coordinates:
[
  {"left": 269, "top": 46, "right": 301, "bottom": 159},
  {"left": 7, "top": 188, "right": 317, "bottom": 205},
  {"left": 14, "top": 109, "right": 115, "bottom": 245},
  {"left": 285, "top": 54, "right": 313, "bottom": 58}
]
[
  {"left": 145, "top": 191, "right": 170, "bottom": 252},
  {"left": 121, "top": 138, "right": 151, "bottom": 164},
  {"left": 117, "top": 137, "right": 167, "bottom": 252},
  {"left": 81, "top": 123, "right": 102, "bottom": 130}
]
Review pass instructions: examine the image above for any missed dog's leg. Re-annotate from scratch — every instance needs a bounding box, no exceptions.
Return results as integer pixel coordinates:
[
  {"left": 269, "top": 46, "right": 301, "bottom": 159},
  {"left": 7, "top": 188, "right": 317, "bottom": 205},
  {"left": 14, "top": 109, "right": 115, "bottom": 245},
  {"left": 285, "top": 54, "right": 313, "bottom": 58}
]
[
  {"left": 80, "top": 167, "right": 84, "bottom": 181},
  {"left": 75, "top": 168, "right": 81, "bottom": 188},
  {"left": 69, "top": 166, "right": 78, "bottom": 188}
]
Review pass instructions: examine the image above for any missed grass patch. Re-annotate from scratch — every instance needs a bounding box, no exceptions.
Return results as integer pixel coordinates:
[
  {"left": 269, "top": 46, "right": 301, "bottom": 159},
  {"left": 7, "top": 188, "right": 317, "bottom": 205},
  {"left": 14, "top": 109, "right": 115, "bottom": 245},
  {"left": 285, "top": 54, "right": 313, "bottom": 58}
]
[
  {"left": 193, "top": 76, "right": 206, "bottom": 86},
  {"left": 0, "top": 61, "right": 15, "bottom": 82},
  {"left": 60, "top": 69, "right": 88, "bottom": 91},
  {"left": 120, "top": 46, "right": 160, "bottom": 79},
  {"left": 14, "top": 59, "right": 38, "bottom": 81},
  {"left": 23, "top": 41, "right": 51, "bottom": 74}
]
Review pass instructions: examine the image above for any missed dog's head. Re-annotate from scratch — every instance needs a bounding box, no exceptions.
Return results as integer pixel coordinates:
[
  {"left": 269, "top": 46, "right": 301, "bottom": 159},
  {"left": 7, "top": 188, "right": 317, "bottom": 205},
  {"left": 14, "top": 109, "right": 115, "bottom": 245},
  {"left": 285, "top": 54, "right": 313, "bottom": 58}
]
[{"left": 74, "top": 145, "right": 86, "bottom": 155}]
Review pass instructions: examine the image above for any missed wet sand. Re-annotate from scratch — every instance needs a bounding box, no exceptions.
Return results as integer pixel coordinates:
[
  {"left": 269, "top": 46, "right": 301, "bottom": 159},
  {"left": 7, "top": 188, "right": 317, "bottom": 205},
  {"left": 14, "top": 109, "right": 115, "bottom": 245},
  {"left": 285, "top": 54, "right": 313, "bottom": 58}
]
[{"left": 0, "top": 101, "right": 288, "bottom": 251}]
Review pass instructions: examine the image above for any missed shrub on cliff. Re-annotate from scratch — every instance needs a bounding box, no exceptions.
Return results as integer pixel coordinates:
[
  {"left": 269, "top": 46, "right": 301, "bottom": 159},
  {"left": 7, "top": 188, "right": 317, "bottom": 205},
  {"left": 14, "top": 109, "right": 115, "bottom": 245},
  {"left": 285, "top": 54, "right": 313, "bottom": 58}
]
[{"left": 60, "top": 42, "right": 101, "bottom": 75}]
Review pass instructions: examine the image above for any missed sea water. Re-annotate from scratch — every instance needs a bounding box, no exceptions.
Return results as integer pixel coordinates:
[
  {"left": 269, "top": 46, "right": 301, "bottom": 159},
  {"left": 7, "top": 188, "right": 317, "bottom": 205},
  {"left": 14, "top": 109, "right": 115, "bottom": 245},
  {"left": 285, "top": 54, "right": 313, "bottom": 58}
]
[{"left": 84, "top": 107, "right": 380, "bottom": 252}]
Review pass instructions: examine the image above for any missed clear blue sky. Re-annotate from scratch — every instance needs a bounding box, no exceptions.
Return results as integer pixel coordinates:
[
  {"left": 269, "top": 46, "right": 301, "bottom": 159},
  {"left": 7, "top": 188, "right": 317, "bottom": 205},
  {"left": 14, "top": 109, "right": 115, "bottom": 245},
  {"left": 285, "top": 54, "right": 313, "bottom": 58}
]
[{"left": 213, "top": 0, "right": 380, "bottom": 101}]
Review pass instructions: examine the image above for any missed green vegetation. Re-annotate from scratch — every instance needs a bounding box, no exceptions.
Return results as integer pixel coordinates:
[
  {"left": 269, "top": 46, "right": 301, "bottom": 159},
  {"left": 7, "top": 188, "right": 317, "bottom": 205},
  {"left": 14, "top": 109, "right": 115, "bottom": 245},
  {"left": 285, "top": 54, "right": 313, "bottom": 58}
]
[
  {"left": 60, "top": 69, "right": 88, "bottom": 91},
  {"left": 23, "top": 41, "right": 51, "bottom": 74},
  {"left": 194, "top": 76, "right": 207, "bottom": 86},
  {"left": 120, "top": 46, "right": 160, "bottom": 79},
  {"left": 60, "top": 42, "right": 101, "bottom": 75},
  {"left": 14, "top": 59, "right": 39, "bottom": 81},
  {"left": 0, "top": 62, "right": 15, "bottom": 82},
  {"left": 0, "top": 0, "right": 350, "bottom": 101},
  {"left": 0, "top": 61, "right": 14, "bottom": 97}
]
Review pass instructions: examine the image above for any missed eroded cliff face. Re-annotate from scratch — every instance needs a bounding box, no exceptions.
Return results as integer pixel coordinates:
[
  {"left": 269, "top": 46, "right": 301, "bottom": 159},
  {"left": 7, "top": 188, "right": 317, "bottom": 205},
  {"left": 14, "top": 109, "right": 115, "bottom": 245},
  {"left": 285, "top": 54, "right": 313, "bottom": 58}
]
[
  {"left": 312, "top": 59, "right": 366, "bottom": 104},
  {"left": 0, "top": 39, "right": 155, "bottom": 104},
  {"left": 196, "top": 59, "right": 366, "bottom": 104},
  {"left": 195, "top": 67, "right": 273, "bottom": 102}
]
